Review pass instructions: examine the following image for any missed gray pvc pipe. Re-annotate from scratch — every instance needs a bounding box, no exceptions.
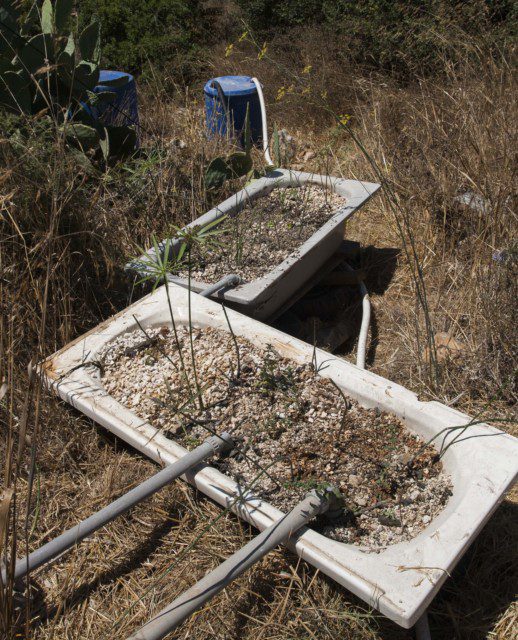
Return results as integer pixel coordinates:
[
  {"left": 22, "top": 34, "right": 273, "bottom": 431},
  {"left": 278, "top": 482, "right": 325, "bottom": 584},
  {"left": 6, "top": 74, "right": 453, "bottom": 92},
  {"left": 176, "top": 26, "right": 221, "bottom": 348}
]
[
  {"left": 199, "top": 274, "right": 241, "bottom": 298},
  {"left": 414, "top": 612, "right": 432, "bottom": 640},
  {"left": 128, "top": 488, "right": 338, "bottom": 640},
  {"left": 5, "top": 434, "right": 233, "bottom": 584}
]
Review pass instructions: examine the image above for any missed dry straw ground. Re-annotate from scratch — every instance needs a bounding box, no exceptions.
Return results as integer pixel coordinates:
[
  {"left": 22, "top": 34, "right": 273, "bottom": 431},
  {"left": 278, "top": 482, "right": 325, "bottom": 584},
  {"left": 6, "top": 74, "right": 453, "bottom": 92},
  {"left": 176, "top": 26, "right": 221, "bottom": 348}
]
[{"left": 1, "top": 17, "right": 517, "bottom": 640}]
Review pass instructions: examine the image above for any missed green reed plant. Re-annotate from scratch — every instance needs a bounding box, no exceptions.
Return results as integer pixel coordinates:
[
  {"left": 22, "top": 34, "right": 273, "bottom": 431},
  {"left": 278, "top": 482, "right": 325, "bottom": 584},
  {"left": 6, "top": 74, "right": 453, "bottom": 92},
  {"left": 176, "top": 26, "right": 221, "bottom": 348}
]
[
  {"left": 222, "top": 305, "right": 241, "bottom": 380},
  {"left": 169, "top": 217, "right": 226, "bottom": 411},
  {"left": 133, "top": 215, "right": 229, "bottom": 413},
  {"left": 133, "top": 236, "right": 195, "bottom": 406}
]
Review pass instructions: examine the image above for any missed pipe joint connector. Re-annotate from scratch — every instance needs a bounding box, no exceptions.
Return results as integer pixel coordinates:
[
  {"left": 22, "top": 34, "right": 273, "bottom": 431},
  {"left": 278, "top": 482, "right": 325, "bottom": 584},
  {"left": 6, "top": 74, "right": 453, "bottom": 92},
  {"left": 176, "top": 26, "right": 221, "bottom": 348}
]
[
  {"left": 226, "top": 274, "right": 241, "bottom": 287},
  {"left": 308, "top": 485, "right": 345, "bottom": 519},
  {"left": 206, "top": 432, "right": 234, "bottom": 456}
]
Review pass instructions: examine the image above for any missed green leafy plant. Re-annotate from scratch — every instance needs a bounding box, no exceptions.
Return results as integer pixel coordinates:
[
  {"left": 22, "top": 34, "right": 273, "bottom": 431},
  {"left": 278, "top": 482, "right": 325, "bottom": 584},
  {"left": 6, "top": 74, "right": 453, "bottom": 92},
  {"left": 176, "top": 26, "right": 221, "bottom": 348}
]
[
  {"left": 0, "top": 0, "right": 136, "bottom": 160},
  {"left": 255, "top": 345, "right": 297, "bottom": 397}
]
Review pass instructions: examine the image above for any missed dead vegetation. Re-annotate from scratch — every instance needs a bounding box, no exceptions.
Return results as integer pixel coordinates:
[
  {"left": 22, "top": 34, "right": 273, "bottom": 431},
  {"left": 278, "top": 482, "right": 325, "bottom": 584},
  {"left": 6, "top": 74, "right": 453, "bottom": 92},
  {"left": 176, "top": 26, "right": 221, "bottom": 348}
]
[{"left": 1, "top": 11, "right": 517, "bottom": 640}]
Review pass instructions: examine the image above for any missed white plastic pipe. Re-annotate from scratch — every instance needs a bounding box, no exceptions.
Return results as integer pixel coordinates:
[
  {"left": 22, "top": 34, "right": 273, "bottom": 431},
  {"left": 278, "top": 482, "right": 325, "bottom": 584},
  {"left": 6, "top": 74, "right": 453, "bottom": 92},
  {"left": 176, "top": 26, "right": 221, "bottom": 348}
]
[
  {"left": 251, "top": 77, "right": 274, "bottom": 166},
  {"left": 4, "top": 434, "right": 233, "bottom": 585},
  {"left": 357, "top": 277, "right": 370, "bottom": 369},
  {"left": 341, "top": 263, "right": 370, "bottom": 369},
  {"left": 127, "top": 488, "right": 339, "bottom": 640}
]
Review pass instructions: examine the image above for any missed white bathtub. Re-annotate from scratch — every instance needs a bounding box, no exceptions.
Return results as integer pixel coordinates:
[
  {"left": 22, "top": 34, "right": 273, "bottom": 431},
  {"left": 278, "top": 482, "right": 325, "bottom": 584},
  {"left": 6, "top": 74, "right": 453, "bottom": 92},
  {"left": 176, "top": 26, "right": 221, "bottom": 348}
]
[
  {"left": 127, "top": 169, "right": 380, "bottom": 320},
  {"left": 42, "top": 283, "right": 518, "bottom": 629}
]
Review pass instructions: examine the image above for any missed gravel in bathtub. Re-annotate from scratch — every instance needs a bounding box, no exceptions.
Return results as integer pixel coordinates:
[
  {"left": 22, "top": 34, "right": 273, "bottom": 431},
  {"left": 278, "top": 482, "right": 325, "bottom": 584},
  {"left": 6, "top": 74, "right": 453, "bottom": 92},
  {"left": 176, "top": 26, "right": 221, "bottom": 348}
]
[
  {"left": 174, "top": 184, "right": 344, "bottom": 284},
  {"left": 101, "top": 326, "right": 452, "bottom": 551}
]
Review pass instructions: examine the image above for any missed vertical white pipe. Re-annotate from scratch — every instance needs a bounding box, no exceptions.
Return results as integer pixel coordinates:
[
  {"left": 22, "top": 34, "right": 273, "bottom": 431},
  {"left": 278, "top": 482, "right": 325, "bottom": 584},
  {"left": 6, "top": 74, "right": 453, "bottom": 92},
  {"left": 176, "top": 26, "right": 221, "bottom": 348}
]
[
  {"left": 356, "top": 278, "right": 370, "bottom": 369},
  {"left": 251, "top": 77, "right": 274, "bottom": 166},
  {"left": 341, "top": 263, "right": 370, "bottom": 369}
]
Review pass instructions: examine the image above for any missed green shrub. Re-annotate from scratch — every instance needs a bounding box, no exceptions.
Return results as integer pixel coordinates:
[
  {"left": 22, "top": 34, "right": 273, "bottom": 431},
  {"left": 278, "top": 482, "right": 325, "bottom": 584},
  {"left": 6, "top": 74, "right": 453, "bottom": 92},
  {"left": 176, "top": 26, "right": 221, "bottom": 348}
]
[
  {"left": 78, "top": 0, "right": 205, "bottom": 74},
  {"left": 235, "top": 0, "right": 324, "bottom": 30}
]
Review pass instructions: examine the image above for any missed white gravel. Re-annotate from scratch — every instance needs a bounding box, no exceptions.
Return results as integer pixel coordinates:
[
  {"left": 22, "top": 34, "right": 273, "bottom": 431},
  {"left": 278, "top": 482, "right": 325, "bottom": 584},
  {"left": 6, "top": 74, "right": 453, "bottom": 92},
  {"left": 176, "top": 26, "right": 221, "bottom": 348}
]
[
  {"left": 101, "top": 325, "right": 452, "bottom": 551},
  {"left": 175, "top": 184, "right": 345, "bottom": 284}
]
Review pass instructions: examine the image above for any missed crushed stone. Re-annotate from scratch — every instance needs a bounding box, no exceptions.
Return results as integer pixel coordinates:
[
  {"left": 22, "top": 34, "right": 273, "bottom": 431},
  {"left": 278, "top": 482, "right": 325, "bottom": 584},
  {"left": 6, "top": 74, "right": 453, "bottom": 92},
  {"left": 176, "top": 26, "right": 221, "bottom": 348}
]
[
  {"left": 101, "top": 326, "right": 452, "bottom": 551},
  {"left": 175, "top": 184, "right": 344, "bottom": 284}
]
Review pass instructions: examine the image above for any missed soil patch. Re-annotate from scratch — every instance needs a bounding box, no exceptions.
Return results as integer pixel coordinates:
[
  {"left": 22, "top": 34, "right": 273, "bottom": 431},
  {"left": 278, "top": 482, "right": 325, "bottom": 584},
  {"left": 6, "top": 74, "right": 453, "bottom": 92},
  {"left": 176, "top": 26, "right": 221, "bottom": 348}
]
[
  {"left": 101, "top": 326, "right": 452, "bottom": 551},
  {"left": 175, "top": 184, "right": 344, "bottom": 284}
]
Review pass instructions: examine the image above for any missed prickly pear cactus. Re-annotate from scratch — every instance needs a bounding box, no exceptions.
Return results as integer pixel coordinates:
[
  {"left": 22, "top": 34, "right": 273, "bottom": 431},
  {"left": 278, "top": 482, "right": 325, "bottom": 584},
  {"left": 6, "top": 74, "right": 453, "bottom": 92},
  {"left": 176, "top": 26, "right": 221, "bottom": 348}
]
[
  {"left": 205, "top": 103, "right": 254, "bottom": 190},
  {"left": 0, "top": 0, "right": 136, "bottom": 160}
]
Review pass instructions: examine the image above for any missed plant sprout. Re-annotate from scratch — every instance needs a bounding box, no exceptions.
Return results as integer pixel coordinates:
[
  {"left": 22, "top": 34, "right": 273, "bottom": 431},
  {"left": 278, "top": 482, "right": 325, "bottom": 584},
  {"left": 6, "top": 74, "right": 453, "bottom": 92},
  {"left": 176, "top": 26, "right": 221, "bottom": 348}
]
[{"left": 132, "top": 217, "right": 228, "bottom": 415}]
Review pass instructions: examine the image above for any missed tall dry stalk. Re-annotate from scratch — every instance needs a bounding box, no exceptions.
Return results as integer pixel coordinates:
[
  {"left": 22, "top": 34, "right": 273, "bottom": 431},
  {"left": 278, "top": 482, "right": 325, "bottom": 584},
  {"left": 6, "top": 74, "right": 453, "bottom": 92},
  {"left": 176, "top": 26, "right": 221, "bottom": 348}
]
[{"left": 0, "top": 162, "right": 59, "bottom": 639}]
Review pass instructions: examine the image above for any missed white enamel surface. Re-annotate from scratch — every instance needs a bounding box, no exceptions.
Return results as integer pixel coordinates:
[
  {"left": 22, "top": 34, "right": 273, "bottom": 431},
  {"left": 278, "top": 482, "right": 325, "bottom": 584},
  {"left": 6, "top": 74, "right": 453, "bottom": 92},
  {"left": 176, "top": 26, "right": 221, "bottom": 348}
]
[
  {"left": 43, "top": 284, "right": 518, "bottom": 628},
  {"left": 130, "top": 169, "right": 380, "bottom": 320}
]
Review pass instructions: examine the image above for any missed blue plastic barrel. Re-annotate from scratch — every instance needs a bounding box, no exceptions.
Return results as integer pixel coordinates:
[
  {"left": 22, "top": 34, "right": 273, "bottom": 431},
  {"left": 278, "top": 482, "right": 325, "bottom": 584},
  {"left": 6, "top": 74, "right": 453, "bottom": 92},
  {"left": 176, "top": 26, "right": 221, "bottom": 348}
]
[
  {"left": 204, "top": 75, "right": 262, "bottom": 146},
  {"left": 93, "top": 70, "right": 139, "bottom": 136}
]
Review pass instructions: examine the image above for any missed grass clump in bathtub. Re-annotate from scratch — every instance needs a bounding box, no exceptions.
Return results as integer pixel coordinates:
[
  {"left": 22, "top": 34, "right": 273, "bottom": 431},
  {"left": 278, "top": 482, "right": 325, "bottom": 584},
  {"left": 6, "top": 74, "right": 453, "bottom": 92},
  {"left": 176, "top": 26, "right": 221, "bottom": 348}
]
[
  {"left": 101, "top": 324, "right": 452, "bottom": 550},
  {"left": 173, "top": 184, "right": 344, "bottom": 284}
]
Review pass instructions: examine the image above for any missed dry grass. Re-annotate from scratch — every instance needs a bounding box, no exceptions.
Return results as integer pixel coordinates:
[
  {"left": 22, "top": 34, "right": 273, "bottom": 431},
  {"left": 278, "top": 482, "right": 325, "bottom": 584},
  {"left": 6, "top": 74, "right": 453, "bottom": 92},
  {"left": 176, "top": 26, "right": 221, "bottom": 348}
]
[{"left": 1, "top": 19, "right": 517, "bottom": 640}]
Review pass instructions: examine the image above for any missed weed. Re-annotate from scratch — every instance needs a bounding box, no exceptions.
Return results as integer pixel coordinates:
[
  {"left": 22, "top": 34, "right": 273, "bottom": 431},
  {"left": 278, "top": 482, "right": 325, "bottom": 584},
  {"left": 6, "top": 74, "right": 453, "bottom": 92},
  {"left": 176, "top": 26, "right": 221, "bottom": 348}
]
[
  {"left": 255, "top": 346, "right": 297, "bottom": 397},
  {"left": 222, "top": 305, "right": 241, "bottom": 380}
]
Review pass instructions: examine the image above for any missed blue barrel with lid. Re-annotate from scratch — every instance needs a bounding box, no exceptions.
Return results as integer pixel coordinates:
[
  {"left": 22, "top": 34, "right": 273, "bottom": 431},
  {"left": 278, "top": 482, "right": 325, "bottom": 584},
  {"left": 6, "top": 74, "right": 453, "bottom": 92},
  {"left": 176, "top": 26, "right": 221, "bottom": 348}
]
[
  {"left": 204, "top": 75, "right": 262, "bottom": 145},
  {"left": 93, "top": 70, "right": 140, "bottom": 134}
]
